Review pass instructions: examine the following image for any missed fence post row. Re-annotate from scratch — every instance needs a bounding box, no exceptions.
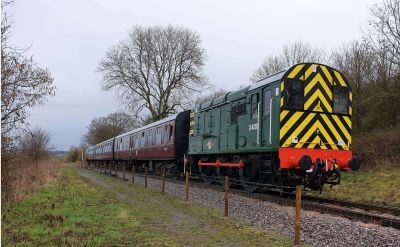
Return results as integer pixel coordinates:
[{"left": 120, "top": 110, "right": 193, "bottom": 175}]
[{"left": 295, "top": 185, "right": 302, "bottom": 246}]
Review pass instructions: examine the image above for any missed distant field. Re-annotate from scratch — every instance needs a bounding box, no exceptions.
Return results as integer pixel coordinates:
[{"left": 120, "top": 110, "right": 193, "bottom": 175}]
[
  {"left": 2, "top": 164, "right": 292, "bottom": 246},
  {"left": 307, "top": 166, "right": 400, "bottom": 207}
]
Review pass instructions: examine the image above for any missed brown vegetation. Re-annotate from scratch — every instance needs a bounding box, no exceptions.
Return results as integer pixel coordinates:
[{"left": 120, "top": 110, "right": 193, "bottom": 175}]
[
  {"left": 1, "top": 1, "right": 58, "bottom": 206},
  {"left": 64, "top": 146, "right": 83, "bottom": 163},
  {"left": 1, "top": 157, "right": 62, "bottom": 205},
  {"left": 353, "top": 127, "right": 400, "bottom": 168}
]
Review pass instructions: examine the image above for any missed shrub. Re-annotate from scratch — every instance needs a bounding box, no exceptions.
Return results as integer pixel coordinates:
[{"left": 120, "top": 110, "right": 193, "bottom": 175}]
[{"left": 352, "top": 127, "right": 400, "bottom": 168}]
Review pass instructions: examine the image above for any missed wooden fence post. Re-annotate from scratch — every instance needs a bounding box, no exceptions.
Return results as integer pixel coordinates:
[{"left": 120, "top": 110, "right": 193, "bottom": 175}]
[
  {"left": 185, "top": 171, "right": 189, "bottom": 203},
  {"left": 224, "top": 176, "right": 229, "bottom": 217},
  {"left": 295, "top": 185, "right": 302, "bottom": 246},
  {"left": 145, "top": 166, "right": 148, "bottom": 188},
  {"left": 161, "top": 166, "right": 165, "bottom": 193}
]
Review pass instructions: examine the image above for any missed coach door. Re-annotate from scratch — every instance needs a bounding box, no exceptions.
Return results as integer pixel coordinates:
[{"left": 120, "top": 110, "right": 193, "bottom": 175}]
[{"left": 262, "top": 88, "right": 272, "bottom": 147}]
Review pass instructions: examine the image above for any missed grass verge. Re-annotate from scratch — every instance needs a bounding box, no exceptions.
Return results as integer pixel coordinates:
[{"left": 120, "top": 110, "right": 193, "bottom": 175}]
[
  {"left": 2, "top": 164, "right": 292, "bottom": 246},
  {"left": 307, "top": 166, "right": 400, "bottom": 207}
]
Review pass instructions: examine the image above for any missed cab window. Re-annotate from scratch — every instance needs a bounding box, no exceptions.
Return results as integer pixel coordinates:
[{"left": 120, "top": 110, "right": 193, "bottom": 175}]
[
  {"left": 333, "top": 86, "right": 349, "bottom": 114},
  {"left": 264, "top": 90, "right": 271, "bottom": 116},
  {"left": 283, "top": 80, "right": 303, "bottom": 110}
]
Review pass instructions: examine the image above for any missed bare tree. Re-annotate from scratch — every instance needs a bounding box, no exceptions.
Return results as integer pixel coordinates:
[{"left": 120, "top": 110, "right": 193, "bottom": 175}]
[
  {"left": 331, "top": 40, "right": 375, "bottom": 130},
  {"left": 1, "top": 1, "right": 55, "bottom": 148},
  {"left": 366, "top": 0, "right": 400, "bottom": 68},
  {"left": 193, "top": 88, "right": 227, "bottom": 105},
  {"left": 331, "top": 40, "right": 378, "bottom": 93},
  {"left": 251, "top": 41, "right": 327, "bottom": 82},
  {"left": 98, "top": 25, "right": 208, "bottom": 122},
  {"left": 19, "top": 128, "right": 52, "bottom": 162},
  {"left": 82, "top": 112, "right": 139, "bottom": 146}
]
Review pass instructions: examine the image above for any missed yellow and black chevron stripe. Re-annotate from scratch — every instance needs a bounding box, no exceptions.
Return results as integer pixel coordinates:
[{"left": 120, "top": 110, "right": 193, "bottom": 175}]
[
  {"left": 279, "top": 63, "right": 352, "bottom": 150},
  {"left": 280, "top": 110, "right": 351, "bottom": 150}
]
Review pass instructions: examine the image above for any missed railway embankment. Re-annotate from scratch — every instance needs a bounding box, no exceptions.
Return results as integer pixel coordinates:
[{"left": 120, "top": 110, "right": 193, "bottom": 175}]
[
  {"left": 93, "top": 164, "right": 400, "bottom": 247},
  {"left": 306, "top": 166, "right": 400, "bottom": 207},
  {"left": 1, "top": 164, "right": 292, "bottom": 246}
]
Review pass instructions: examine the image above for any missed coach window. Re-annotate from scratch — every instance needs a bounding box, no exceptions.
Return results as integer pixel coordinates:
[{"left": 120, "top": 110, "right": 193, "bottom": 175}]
[
  {"left": 284, "top": 80, "right": 303, "bottom": 110},
  {"left": 140, "top": 132, "right": 145, "bottom": 148},
  {"left": 163, "top": 125, "right": 168, "bottom": 144},
  {"left": 134, "top": 136, "right": 139, "bottom": 149},
  {"left": 156, "top": 127, "right": 161, "bottom": 145},
  {"left": 264, "top": 90, "right": 272, "bottom": 116},
  {"left": 169, "top": 125, "right": 174, "bottom": 142},
  {"left": 251, "top": 93, "right": 259, "bottom": 119},
  {"left": 333, "top": 86, "right": 349, "bottom": 114},
  {"left": 146, "top": 130, "right": 150, "bottom": 147},
  {"left": 152, "top": 129, "right": 155, "bottom": 146}
]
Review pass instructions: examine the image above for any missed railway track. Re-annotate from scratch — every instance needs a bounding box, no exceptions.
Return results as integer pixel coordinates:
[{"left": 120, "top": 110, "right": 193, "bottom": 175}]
[
  {"left": 91, "top": 166, "right": 400, "bottom": 230},
  {"left": 302, "top": 195, "right": 400, "bottom": 217}
]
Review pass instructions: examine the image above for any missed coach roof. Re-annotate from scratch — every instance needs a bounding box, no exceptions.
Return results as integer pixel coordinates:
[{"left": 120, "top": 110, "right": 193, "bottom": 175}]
[{"left": 114, "top": 114, "right": 178, "bottom": 140}]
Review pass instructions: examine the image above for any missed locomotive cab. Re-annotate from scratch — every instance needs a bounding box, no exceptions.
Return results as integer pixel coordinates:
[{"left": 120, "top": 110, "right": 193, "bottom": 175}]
[{"left": 278, "top": 63, "right": 359, "bottom": 191}]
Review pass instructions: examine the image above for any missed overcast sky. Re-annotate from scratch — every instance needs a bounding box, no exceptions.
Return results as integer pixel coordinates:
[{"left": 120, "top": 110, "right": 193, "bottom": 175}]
[{"left": 8, "top": 0, "right": 377, "bottom": 150}]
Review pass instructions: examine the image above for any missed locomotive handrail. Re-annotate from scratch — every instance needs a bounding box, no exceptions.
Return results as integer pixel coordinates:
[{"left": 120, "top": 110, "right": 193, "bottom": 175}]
[
  {"left": 257, "top": 102, "right": 261, "bottom": 145},
  {"left": 269, "top": 98, "right": 273, "bottom": 144}
]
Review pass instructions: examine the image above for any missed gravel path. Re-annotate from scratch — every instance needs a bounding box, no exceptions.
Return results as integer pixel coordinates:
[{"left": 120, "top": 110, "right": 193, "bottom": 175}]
[{"left": 85, "top": 168, "right": 400, "bottom": 247}]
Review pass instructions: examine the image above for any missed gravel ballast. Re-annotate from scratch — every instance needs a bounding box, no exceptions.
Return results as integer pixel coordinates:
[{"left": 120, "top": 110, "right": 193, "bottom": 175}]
[{"left": 106, "top": 169, "right": 400, "bottom": 247}]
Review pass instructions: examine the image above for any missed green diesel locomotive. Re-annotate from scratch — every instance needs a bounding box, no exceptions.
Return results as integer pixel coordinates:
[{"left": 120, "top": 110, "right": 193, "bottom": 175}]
[{"left": 188, "top": 63, "right": 360, "bottom": 191}]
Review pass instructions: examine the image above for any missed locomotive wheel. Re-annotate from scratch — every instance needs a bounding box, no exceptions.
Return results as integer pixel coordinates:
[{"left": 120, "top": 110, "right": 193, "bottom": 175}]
[
  {"left": 201, "top": 166, "right": 219, "bottom": 185},
  {"left": 240, "top": 176, "right": 258, "bottom": 193},
  {"left": 239, "top": 159, "right": 261, "bottom": 193}
]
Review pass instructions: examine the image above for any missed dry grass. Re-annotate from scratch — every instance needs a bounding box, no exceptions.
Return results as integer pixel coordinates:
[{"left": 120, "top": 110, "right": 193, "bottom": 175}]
[
  {"left": 2, "top": 165, "right": 292, "bottom": 246},
  {"left": 353, "top": 127, "right": 400, "bottom": 168},
  {"left": 1, "top": 156, "right": 62, "bottom": 206}
]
